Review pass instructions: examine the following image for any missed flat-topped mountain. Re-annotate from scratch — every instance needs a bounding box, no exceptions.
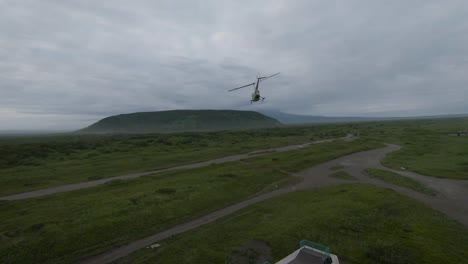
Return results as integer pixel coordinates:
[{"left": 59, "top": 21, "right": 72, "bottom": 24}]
[{"left": 78, "top": 110, "right": 281, "bottom": 134}]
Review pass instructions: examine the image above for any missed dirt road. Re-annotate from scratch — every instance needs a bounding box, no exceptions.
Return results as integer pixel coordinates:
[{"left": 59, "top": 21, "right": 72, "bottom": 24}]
[
  {"left": 0, "top": 137, "right": 349, "bottom": 201},
  {"left": 296, "top": 144, "right": 468, "bottom": 227},
  {"left": 78, "top": 144, "right": 468, "bottom": 264}
]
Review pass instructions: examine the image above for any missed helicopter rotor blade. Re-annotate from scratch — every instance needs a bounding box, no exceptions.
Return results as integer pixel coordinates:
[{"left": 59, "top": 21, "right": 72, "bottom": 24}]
[
  {"left": 228, "top": 82, "right": 255, "bottom": 92},
  {"left": 259, "top": 72, "right": 280, "bottom": 82}
]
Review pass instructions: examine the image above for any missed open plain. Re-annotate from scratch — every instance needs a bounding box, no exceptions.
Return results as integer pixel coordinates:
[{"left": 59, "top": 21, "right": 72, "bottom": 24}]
[{"left": 1, "top": 118, "right": 468, "bottom": 263}]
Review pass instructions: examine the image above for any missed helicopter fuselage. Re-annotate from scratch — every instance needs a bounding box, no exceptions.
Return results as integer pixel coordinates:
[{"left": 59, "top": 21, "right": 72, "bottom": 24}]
[
  {"left": 228, "top": 72, "right": 278, "bottom": 103},
  {"left": 252, "top": 80, "right": 261, "bottom": 102},
  {"left": 252, "top": 90, "right": 261, "bottom": 102}
]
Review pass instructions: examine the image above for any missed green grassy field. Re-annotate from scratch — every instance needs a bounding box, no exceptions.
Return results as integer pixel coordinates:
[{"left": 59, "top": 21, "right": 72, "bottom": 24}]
[
  {"left": 356, "top": 118, "right": 468, "bottom": 179},
  {"left": 0, "top": 139, "right": 380, "bottom": 264},
  {"left": 116, "top": 184, "right": 468, "bottom": 264},
  {"left": 329, "top": 171, "right": 357, "bottom": 180},
  {"left": 382, "top": 134, "right": 468, "bottom": 179},
  {"left": 0, "top": 162, "right": 286, "bottom": 264},
  {"left": 0, "top": 126, "right": 348, "bottom": 196},
  {"left": 365, "top": 168, "right": 436, "bottom": 196},
  {"left": 2, "top": 117, "right": 467, "bottom": 197},
  {"left": 2, "top": 117, "right": 468, "bottom": 264},
  {"left": 245, "top": 139, "right": 383, "bottom": 172}
]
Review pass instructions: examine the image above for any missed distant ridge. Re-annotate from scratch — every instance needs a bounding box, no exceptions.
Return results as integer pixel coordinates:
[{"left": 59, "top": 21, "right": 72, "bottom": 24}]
[
  {"left": 78, "top": 110, "right": 281, "bottom": 134},
  {"left": 259, "top": 110, "right": 468, "bottom": 124}
]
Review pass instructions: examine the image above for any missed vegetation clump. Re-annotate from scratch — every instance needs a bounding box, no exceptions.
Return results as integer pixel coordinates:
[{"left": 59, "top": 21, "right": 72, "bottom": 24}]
[
  {"left": 329, "top": 171, "right": 356, "bottom": 180},
  {"left": 157, "top": 188, "right": 176, "bottom": 194},
  {"left": 366, "top": 168, "right": 436, "bottom": 196},
  {"left": 218, "top": 173, "right": 237, "bottom": 178}
]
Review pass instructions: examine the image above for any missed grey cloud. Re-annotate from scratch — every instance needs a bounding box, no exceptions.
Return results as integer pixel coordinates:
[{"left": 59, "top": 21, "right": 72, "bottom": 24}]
[{"left": 0, "top": 0, "right": 468, "bottom": 130}]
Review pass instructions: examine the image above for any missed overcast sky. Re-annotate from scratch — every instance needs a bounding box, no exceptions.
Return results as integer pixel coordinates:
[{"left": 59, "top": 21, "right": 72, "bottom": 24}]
[{"left": 1, "top": 0, "right": 468, "bottom": 130}]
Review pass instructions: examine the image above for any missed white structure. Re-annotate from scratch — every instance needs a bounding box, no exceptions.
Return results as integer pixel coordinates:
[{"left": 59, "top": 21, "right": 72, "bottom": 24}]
[{"left": 275, "top": 240, "right": 339, "bottom": 264}]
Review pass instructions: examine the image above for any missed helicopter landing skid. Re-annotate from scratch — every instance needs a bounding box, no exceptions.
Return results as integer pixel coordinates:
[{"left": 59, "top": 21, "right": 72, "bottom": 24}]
[{"left": 251, "top": 97, "right": 266, "bottom": 104}]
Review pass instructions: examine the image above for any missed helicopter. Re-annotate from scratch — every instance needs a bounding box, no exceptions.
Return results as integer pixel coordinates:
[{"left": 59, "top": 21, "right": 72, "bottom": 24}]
[{"left": 228, "top": 72, "right": 280, "bottom": 103}]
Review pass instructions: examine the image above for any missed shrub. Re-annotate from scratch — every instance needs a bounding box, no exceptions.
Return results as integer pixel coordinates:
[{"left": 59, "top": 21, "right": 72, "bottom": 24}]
[{"left": 157, "top": 188, "right": 176, "bottom": 194}]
